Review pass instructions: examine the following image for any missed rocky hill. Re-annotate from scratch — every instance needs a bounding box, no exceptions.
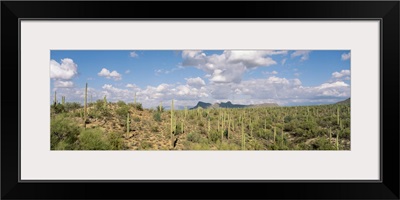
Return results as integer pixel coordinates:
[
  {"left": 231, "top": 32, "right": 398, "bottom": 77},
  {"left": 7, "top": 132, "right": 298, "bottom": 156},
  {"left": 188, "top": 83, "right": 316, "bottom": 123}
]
[{"left": 190, "top": 101, "right": 279, "bottom": 109}]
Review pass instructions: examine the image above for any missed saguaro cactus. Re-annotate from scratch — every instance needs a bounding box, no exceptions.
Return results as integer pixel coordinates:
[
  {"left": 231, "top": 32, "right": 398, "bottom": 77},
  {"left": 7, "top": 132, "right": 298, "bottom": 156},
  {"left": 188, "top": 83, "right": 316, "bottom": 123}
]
[
  {"left": 337, "top": 106, "right": 340, "bottom": 125},
  {"left": 336, "top": 131, "right": 339, "bottom": 150},
  {"left": 127, "top": 112, "right": 130, "bottom": 134},
  {"left": 241, "top": 117, "right": 245, "bottom": 150},
  {"left": 134, "top": 92, "right": 137, "bottom": 104},
  {"left": 208, "top": 117, "right": 210, "bottom": 138},
  {"left": 171, "top": 99, "right": 174, "bottom": 138},
  {"left": 61, "top": 96, "right": 65, "bottom": 105},
  {"left": 103, "top": 95, "right": 107, "bottom": 109},
  {"left": 84, "top": 83, "right": 88, "bottom": 120}
]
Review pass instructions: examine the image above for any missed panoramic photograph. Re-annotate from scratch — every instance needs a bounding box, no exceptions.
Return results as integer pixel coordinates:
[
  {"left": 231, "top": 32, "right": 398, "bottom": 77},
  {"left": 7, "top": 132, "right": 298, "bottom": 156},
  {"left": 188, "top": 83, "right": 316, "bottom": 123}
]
[{"left": 50, "top": 50, "right": 351, "bottom": 150}]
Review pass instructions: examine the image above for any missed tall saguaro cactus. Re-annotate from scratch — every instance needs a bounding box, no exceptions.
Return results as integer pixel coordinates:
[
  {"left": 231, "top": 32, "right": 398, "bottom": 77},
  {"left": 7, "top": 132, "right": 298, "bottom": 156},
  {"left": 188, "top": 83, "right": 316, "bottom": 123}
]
[
  {"left": 103, "top": 95, "right": 107, "bottom": 109},
  {"left": 134, "top": 92, "right": 137, "bottom": 104},
  {"left": 241, "top": 116, "right": 245, "bottom": 150},
  {"left": 336, "top": 131, "right": 339, "bottom": 150},
  {"left": 170, "top": 99, "right": 174, "bottom": 139},
  {"left": 127, "top": 112, "right": 130, "bottom": 134},
  {"left": 337, "top": 106, "right": 340, "bottom": 125},
  {"left": 84, "top": 83, "right": 88, "bottom": 120}
]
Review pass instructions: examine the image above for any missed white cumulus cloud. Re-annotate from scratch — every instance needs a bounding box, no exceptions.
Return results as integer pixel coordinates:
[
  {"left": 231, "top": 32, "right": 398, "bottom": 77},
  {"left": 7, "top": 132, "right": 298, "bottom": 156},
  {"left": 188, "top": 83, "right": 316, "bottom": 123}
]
[
  {"left": 341, "top": 52, "right": 351, "bottom": 60},
  {"left": 98, "top": 68, "right": 122, "bottom": 80},
  {"left": 130, "top": 51, "right": 138, "bottom": 58},
  {"left": 181, "top": 50, "right": 284, "bottom": 84},
  {"left": 186, "top": 77, "right": 206, "bottom": 88},
  {"left": 50, "top": 58, "right": 78, "bottom": 80},
  {"left": 54, "top": 80, "right": 74, "bottom": 88},
  {"left": 332, "top": 69, "right": 351, "bottom": 81},
  {"left": 291, "top": 50, "right": 311, "bottom": 61}
]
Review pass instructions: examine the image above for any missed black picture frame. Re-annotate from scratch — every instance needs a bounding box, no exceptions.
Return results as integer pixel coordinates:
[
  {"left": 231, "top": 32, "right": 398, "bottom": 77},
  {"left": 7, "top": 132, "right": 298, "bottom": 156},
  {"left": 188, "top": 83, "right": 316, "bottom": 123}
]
[{"left": 2, "top": 1, "right": 399, "bottom": 199}]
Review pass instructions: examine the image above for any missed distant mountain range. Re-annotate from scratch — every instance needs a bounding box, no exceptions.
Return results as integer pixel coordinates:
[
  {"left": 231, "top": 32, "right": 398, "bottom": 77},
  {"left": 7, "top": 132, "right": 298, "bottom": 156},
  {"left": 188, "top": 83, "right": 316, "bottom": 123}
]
[
  {"left": 189, "top": 101, "right": 279, "bottom": 110},
  {"left": 335, "top": 98, "right": 350, "bottom": 105}
]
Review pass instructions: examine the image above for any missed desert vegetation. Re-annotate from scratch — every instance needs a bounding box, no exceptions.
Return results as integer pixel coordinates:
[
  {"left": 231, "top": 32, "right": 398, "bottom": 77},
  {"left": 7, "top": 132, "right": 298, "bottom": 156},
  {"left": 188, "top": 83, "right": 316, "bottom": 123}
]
[{"left": 50, "top": 83, "right": 350, "bottom": 150}]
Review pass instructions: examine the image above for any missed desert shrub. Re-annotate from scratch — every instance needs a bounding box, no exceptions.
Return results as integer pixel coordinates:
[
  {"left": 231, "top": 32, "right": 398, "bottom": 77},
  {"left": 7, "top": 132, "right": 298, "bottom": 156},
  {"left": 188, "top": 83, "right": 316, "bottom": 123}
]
[
  {"left": 64, "top": 102, "right": 82, "bottom": 111},
  {"left": 117, "top": 100, "right": 126, "bottom": 107},
  {"left": 284, "top": 115, "right": 293, "bottom": 123},
  {"left": 116, "top": 105, "right": 130, "bottom": 119},
  {"left": 312, "top": 137, "right": 336, "bottom": 150},
  {"left": 151, "top": 126, "right": 159, "bottom": 132},
  {"left": 283, "top": 121, "right": 296, "bottom": 132},
  {"left": 107, "top": 132, "right": 125, "bottom": 150},
  {"left": 294, "top": 128, "right": 306, "bottom": 137},
  {"left": 247, "top": 140, "right": 264, "bottom": 150},
  {"left": 218, "top": 141, "right": 240, "bottom": 150},
  {"left": 54, "top": 141, "right": 69, "bottom": 150},
  {"left": 197, "top": 121, "right": 204, "bottom": 127},
  {"left": 341, "top": 127, "right": 350, "bottom": 139},
  {"left": 187, "top": 132, "right": 201, "bottom": 143},
  {"left": 133, "top": 116, "right": 141, "bottom": 122},
  {"left": 51, "top": 103, "right": 66, "bottom": 114},
  {"left": 174, "top": 123, "right": 184, "bottom": 135},
  {"left": 157, "top": 105, "right": 164, "bottom": 112},
  {"left": 93, "top": 100, "right": 111, "bottom": 117},
  {"left": 130, "top": 103, "right": 143, "bottom": 111},
  {"left": 50, "top": 115, "right": 81, "bottom": 150},
  {"left": 78, "top": 129, "right": 111, "bottom": 150},
  {"left": 88, "top": 109, "right": 102, "bottom": 119},
  {"left": 293, "top": 143, "right": 313, "bottom": 150},
  {"left": 209, "top": 130, "right": 221, "bottom": 143},
  {"left": 139, "top": 141, "right": 153, "bottom": 150},
  {"left": 95, "top": 99, "right": 105, "bottom": 110},
  {"left": 189, "top": 142, "right": 210, "bottom": 150},
  {"left": 153, "top": 112, "right": 162, "bottom": 122},
  {"left": 202, "top": 111, "right": 208, "bottom": 118},
  {"left": 255, "top": 129, "right": 273, "bottom": 140}
]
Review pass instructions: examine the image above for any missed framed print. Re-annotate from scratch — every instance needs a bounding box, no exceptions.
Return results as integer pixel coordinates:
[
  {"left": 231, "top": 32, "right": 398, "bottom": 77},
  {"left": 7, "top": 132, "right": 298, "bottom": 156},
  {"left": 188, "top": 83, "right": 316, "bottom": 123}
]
[{"left": 2, "top": 1, "right": 399, "bottom": 200}]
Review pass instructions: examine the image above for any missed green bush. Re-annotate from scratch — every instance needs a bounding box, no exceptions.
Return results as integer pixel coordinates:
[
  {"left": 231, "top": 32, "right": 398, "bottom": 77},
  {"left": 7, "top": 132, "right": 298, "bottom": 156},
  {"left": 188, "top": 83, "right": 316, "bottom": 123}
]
[
  {"left": 209, "top": 130, "right": 221, "bottom": 143},
  {"left": 157, "top": 105, "right": 164, "bottom": 112},
  {"left": 153, "top": 112, "right": 162, "bottom": 122},
  {"left": 174, "top": 123, "right": 184, "bottom": 135},
  {"left": 64, "top": 102, "right": 82, "bottom": 111},
  {"left": 133, "top": 116, "right": 141, "bottom": 122},
  {"left": 78, "top": 129, "right": 111, "bottom": 150},
  {"left": 130, "top": 103, "right": 143, "bottom": 111},
  {"left": 151, "top": 126, "right": 159, "bottom": 132},
  {"left": 117, "top": 100, "right": 126, "bottom": 107},
  {"left": 218, "top": 141, "right": 240, "bottom": 150},
  {"left": 312, "top": 137, "right": 336, "bottom": 150},
  {"left": 139, "top": 141, "right": 153, "bottom": 150},
  {"left": 116, "top": 105, "right": 130, "bottom": 119},
  {"left": 255, "top": 129, "right": 272, "bottom": 140},
  {"left": 50, "top": 115, "right": 81, "bottom": 150},
  {"left": 187, "top": 132, "right": 201, "bottom": 143},
  {"left": 51, "top": 103, "right": 66, "bottom": 114},
  {"left": 107, "top": 132, "right": 125, "bottom": 150}
]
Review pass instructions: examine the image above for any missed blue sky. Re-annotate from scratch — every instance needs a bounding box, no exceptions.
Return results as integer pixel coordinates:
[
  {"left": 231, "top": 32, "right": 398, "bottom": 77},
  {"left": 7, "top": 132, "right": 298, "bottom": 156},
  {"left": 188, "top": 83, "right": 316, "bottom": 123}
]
[{"left": 50, "top": 50, "right": 351, "bottom": 108}]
